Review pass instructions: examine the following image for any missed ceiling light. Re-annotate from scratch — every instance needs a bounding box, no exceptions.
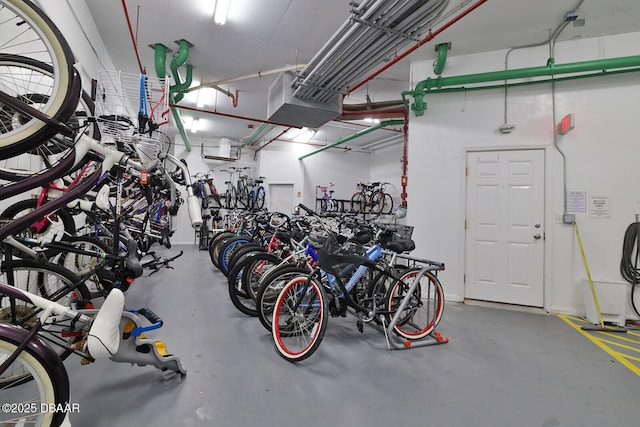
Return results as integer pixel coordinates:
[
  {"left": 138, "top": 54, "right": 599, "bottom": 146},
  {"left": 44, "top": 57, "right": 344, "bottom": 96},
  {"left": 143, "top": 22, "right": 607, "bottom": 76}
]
[
  {"left": 293, "top": 128, "right": 316, "bottom": 143},
  {"left": 191, "top": 118, "right": 200, "bottom": 133},
  {"left": 214, "top": 0, "right": 231, "bottom": 25}
]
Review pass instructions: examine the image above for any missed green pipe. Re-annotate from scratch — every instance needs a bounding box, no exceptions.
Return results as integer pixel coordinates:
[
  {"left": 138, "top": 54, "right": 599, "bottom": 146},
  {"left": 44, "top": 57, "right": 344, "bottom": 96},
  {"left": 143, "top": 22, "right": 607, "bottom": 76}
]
[
  {"left": 241, "top": 123, "right": 273, "bottom": 148},
  {"left": 298, "top": 119, "right": 404, "bottom": 160},
  {"left": 410, "top": 54, "right": 640, "bottom": 116},
  {"left": 433, "top": 43, "right": 449, "bottom": 75},
  {"left": 153, "top": 43, "right": 191, "bottom": 151},
  {"left": 411, "top": 66, "right": 640, "bottom": 95},
  {"left": 170, "top": 39, "right": 193, "bottom": 102}
]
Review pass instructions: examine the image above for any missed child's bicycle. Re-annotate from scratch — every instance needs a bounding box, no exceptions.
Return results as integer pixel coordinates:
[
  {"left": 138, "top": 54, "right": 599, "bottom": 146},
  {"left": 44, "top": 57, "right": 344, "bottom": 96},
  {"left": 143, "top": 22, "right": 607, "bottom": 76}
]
[{"left": 316, "top": 183, "right": 338, "bottom": 213}]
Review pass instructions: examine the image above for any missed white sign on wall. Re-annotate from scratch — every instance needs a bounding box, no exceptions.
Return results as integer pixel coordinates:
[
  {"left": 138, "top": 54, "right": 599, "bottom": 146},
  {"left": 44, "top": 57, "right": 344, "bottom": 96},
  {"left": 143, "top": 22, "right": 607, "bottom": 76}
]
[
  {"left": 567, "top": 191, "right": 586, "bottom": 213},
  {"left": 589, "top": 196, "right": 610, "bottom": 217}
]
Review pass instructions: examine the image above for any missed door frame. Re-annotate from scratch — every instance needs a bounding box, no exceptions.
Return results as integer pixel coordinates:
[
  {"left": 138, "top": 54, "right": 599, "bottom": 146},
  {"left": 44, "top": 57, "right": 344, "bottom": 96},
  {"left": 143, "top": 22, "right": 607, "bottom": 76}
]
[{"left": 461, "top": 145, "right": 551, "bottom": 309}]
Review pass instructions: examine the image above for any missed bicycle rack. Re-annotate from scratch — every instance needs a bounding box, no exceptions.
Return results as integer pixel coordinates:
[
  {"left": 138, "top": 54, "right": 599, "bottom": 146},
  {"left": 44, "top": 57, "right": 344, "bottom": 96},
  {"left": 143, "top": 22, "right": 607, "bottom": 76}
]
[{"left": 381, "top": 261, "right": 449, "bottom": 351}]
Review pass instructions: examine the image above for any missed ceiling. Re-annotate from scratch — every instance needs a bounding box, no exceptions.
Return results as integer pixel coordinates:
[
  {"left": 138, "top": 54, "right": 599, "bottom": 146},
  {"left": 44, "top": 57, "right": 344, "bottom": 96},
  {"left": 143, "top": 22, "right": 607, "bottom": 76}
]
[{"left": 84, "top": 0, "right": 640, "bottom": 156}]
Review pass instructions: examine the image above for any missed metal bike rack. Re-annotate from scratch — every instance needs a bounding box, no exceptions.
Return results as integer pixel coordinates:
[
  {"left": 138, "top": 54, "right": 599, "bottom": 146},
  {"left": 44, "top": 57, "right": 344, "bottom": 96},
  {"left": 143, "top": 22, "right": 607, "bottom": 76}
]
[{"left": 381, "top": 261, "right": 449, "bottom": 351}]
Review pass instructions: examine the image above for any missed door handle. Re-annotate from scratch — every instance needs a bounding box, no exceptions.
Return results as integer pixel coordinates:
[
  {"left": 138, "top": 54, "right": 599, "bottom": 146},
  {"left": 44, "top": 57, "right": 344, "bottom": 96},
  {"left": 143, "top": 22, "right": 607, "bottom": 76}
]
[{"left": 533, "top": 233, "right": 542, "bottom": 240}]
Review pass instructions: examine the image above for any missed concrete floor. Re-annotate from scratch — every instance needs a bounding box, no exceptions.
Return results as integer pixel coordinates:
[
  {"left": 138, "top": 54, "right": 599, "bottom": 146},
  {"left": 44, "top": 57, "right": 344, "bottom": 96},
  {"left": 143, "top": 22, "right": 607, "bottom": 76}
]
[{"left": 64, "top": 245, "right": 640, "bottom": 427}]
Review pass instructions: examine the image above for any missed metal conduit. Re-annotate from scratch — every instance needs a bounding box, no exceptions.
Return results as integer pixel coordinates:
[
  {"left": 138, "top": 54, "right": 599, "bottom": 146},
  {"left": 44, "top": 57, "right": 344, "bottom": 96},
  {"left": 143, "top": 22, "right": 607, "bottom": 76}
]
[
  {"left": 311, "top": 0, "right": 448, "bottom": 104},
  {"left": 292, "top": 0, "right": 449, "bottom": 103},
  {"left": 298, "top": 0, "right": 448, "bottom": 103}
]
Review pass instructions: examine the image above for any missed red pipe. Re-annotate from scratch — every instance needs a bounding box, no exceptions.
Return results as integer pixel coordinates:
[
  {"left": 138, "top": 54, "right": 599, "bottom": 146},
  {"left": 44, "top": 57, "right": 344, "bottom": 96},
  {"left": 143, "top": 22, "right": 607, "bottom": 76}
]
[
  {"left": 254, "top": 128, "right": 291, "bottom": 159},
  {"left": 121, "top": 0, "right": 144, "bottom": 74},
  {"left": 170, "top": 104, "right": 302, "bottom": 129},
  {"left": 348, "top": 0, "right": 488, "bottom": 94},
  {"left": 401, "top": 109, "right": 409, "bottom": 208}
]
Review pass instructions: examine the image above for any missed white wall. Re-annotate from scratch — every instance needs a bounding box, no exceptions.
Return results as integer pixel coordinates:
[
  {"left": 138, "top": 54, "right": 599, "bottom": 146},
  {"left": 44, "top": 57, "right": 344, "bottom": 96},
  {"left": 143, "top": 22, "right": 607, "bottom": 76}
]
[
  {"left": 407, "top": 31, "right": 640, "bottom": 317},
  {"left": 257, "top": 145, "right": 372, "bottom": 214},
  {"left": 34, "top": 0, "right": 115, "bottom": 95}
]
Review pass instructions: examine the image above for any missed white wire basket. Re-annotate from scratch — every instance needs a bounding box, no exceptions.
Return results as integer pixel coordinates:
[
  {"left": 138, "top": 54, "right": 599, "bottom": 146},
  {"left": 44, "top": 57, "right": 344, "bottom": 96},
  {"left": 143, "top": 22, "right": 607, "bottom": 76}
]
[{"left": 94, "top": 70, "right": 170, "bottom": 163}]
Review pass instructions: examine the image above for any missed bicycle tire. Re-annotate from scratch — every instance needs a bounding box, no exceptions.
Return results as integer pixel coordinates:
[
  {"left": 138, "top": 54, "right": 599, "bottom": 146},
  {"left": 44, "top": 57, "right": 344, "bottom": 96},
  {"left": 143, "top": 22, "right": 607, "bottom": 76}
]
[
  {"left": 272, "top": 275, "right": 328, "bottom": 362},
  {"left": 240, "top": 252, "right": 282, "bottom": 302},
  {"left": 0, "top": 330, "right": 70, "bottom": 426},
  {"left": 1, "top": 197, "right": 76, "bottom": 241},
  {"left": 385, "top": 269, "right": 444, "bottom": 340},
  {"left": 0, "top": 259, "right": 92, "bottom": 364},
  {"left": 369, "top": 190, "right": 385, "bottom": 214},
  {"left": 256, "top": 264, "right": 311, "bottom": 332},
  {"left": 227, "top": 252, "right": 280, "bottom": 317},
  {"left": 350, "top": 191, "right": 365, "bottom": 213},
  {"left": 381, "top": 192, "right": 394, "bottom": 215},
  {"left": 0, "top": 56, "right": 97, "bottom": 181},
  {"left": 0, "top": 0, "right": 80, "bottom": 159},
  {"left": 217, "top": 236, "right": 252, "bottom": 276},
  {"left": 255, "top": 186, "right": 266, "bottom": 209},
  {"left": 208, "top": 231, "right": 235, "bottom": 267},
  {"left": 224, "top": 187, "right": 236, "bottom": 209}
]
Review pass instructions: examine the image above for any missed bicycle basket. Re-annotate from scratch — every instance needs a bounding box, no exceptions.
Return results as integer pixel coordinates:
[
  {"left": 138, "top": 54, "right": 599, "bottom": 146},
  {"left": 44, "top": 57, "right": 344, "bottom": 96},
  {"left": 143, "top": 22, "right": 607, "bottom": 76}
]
[
  {"left": 95, "top": 70, "right": 169, "bottom": 165},
  {"left": 316, "top": 232, "right": 366, "bottom": 271}
]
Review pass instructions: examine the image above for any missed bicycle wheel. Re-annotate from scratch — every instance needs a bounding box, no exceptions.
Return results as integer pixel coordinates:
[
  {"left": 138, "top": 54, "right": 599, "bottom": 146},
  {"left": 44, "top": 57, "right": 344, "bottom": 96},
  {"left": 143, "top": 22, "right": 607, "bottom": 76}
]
[
  {"left": 0, "top": 0, "right": 80, "bottom": 159},
  {"left": 369, "top": 190, "right": 385, "bottom": 214},
  {"left": 0, "top": 333, "right": 69, "bottom": 426},
  {"left": 0, "top": 56, "right": 97, "bottom": 181},
  {"left": 255, "top": 186, "right": 266, "bottom": 209},
  {"left": 224, "top": 187, "right": 236, "bottom": 209},
  {"left": 381, "top": 192, "right": 394, "bottom": 215},
  {"left": 1, "top": 197, "right": 76, "bottom": 241},
  {"left": 272, "top": 275, "right": 328, "bottom": 362},
  {"left": 237, "top": 186, "right": 250, "bottom": 210},
  {"left": 227, "top": 252, "right": 280, "bottom": 317},
  {"left": 257, "top": 265, "right": 311, "bottom": 332},
  {"left": 217, "top": 236, "right": 252, "bottom": 276},
  {"left": 0, "top": 259, "right": 92, "bottom": 365},
  {"left": 350, "top": 191, "right": 365, "bottom": 213},
  {"left": 385, "top": 269, "right": 444, "bottom": 340}
]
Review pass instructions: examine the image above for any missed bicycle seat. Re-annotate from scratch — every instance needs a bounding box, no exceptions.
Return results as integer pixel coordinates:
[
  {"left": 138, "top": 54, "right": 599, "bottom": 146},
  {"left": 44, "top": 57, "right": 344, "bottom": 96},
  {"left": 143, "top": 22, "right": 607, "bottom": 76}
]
[
  {"left": 386, "top": 239, "right": 415, "bottom": 254},
  {"left": 255, "top": 179, "right": 263, "bottom": 184},
  {"left": 87, "top": 288, "right": 125, "bottom": 359},
  {"left": 125, "top": 240, "right": 144, "bottom": 279}
]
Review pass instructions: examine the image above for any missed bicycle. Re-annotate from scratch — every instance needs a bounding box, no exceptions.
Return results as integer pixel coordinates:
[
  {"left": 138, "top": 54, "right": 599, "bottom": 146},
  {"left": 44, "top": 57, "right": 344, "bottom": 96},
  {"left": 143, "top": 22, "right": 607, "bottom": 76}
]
[
  {"left": 271, "top": 204, "right": 445, "bottom": 362},
  {"left": 316, "top": 183, "right": 337, "bottom": 213},
  {"left": 349, "top": 181, "right": 393, "bottom": 215},
  {"left": 247, "top": 176, "right": 266, "bottom": 211}
]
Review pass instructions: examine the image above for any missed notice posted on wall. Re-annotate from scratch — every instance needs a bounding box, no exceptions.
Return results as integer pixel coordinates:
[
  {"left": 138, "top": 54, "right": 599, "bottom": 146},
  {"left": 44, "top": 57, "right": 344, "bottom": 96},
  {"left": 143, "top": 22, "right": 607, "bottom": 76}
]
[
  {"left": 567, "top": 191, "right": 586, "bottom": 213},
  {"left": 589, "top": 196, "right": 609, "bottom": 218}
]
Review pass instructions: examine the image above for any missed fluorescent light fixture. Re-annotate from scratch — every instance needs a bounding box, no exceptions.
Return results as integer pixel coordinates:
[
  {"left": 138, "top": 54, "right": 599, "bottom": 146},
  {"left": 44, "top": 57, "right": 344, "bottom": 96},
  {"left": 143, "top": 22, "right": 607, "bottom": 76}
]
[
  {"left": 293, "top": 128, "right": 316, "bottom": 143},
  {"left": 214, "top": 0, "right": 231, "bottom": 25},
  {"left": 191, "top": 118, "right": 200, "bottom": 133},
  {"left": 364, "top": 117, "right": 380, "bottom": 124}
]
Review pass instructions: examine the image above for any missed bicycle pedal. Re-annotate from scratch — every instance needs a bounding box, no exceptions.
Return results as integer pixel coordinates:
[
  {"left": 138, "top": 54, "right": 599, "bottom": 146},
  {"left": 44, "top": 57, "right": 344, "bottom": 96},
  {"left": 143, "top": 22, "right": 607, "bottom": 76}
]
[{"left": 356, "top": 320, "right": 364, "bottom": 333}]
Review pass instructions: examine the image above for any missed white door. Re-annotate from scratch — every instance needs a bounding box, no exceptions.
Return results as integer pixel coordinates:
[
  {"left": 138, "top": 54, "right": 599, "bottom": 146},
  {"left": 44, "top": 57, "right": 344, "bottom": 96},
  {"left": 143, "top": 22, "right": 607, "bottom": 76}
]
[
  {"left": 465, "top": 149, "right": 545, "bottom": 307},
  {"left": 268, "top": 183, "right": 295, "bottom": 215}
]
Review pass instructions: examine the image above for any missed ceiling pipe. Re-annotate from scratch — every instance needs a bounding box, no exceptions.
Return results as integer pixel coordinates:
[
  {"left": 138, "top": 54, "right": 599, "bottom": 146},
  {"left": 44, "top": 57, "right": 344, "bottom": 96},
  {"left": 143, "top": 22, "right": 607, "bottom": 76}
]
[
  {"left": 298, "top": 119, "right": 404, "bottom": 160},
  {"left": 294, "top": 0, "right": 449, "bottom": 103},
  {"left": 241, "top": 123, "right": 274, "bottom": 148},
  {"left": 171, "top": 104, "right": 303, "bottom": 129},
  {"left": 348, "top": 0, "right": 488, "bottom": 95},
  {"left": 169, "top": 39, "right": 193, "bottom": 102},
  {"left": 407, "top": 54, "right": 640, "bottom": 116},
  {"left": 310, "top": 0, "right": 450, "bottom": 104},
  {"left": 186, "top": 64, "right": 308, "bottom": 92},
  {"left": 154, "top": 43, "right": 191, "bottom": 152},
  {"left": 433, "top": 42, "right": 450, "bottom": 75},
  {"left": 121, "top": 0, "right": 144, "bottom": 74},
  {"left": 253, "top": 128, "right": 291, "bottom": 159}
]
